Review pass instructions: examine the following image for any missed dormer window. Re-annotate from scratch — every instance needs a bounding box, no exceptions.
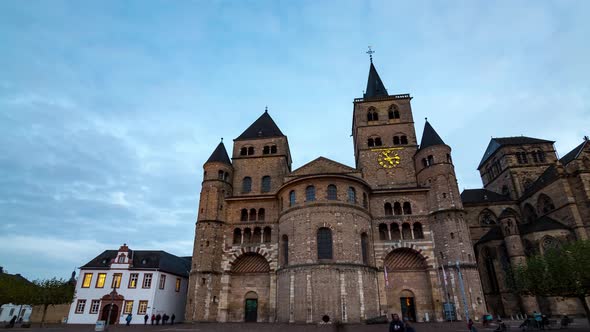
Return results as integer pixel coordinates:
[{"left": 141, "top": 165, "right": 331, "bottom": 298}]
[{"left": 117, "top": 255, "right": 125, "bottom": 263}]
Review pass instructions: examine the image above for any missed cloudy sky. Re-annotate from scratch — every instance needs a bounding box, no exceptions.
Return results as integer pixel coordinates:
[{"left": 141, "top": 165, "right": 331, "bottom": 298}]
[{"left": 1, "top": 1, "right": 588, "bottom": 280}]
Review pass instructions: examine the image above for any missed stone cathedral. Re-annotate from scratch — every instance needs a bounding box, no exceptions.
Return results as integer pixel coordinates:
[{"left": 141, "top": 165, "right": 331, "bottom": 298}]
[{"left": 186, "top": 59, "right": 590, "bottom": 323}]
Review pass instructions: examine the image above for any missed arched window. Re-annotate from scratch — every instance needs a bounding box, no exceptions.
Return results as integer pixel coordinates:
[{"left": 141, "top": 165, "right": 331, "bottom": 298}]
[
  {"left": 247, "top": 147, "right": 255, "bottom": 155},
  {"left": 240, "top": 147, "right": 247, "bottom": 156},
  {"left": 393, "top": 136, "right": 400, "bottom": 145},
  {"left": 258, "top": 208, "right": 265, "bottom": 221},
  {"left": 317, "top": 228, "right": 333, "bottom": 260},
  {"left": 542, "top": 236, "right": 560, "bottom": 253},
  {"left": 537, "top": 194, "right": 555, "bottom": 214},
  {"left": 482, "top": 247, "right": 500, "bottom": 293},
  {"left": 252, "top": 227, "right": 262, "bottom": 243},
  {"left": 249, "top": 208, "right": 257, "bottom": 221},
  {"left": 400, "top": 136, "right": 408, "bottom": 145},
  {"left": 271, "top": 145, "right": 277, "bottom": 154},
  {"left": 282, "top": 235, "right": 289, "bottom": 265},
  {"left": 402, "top": 223, "right": 412, "bottom": 239},
  {"left": 537, "top": 150, "right": 545, "bottom": 162},
  {"left": 347, "top": 187, "right": 357, "bottom": 203},
  {"left": 218, "top": 170, "right": 224, "bottom": 180},
  {"left": 393, "top": 202, "right": 402, "bottom": 215},
  {"left": 289, "top": 190, "right": 296, "bottom": 206},
  {"left": 367, "top": 108, "right": 378, "bottom": 121},
  {"left": 261, "top": 176, "right": 271, "bottom": 193},
  {"left": 263, "top": 146, "right": 270, "bottom": 154},
  {"left": 388, "top": 105, "right": 400, "bottom": 119},
  {"left": 240, "top": 209, "right": 248, "bottom": 221},
  {"left": 242, "top": 177, "right": 252, "bottom": 193},
  {"left": 374, "top": 137, "right": 382, "bottom": 146},
  {"left": 413, "top": 223, "right": 424, "bottom": 239},
  {"left": 378, "top": 223, "right": 388, "bottom": 240},
  {"left": 422, "top": 158, "right": 428, "bottom": 168},
  {"left": 224, "top": 172, "right": 229, "bottom": 181},
  {"left": 306, "top": 185, "right": 316, "bottom": 202},
  {"left": 384, "top": 203, "right": 393, "bottom": 216},
  {"left": 390, "top": 223, "right": 401, "bottom": 240},
  {"left": 516, "top": 152, "right": 528, "bottom": 164},
  {"left": 479, "top": 210, "right": 496, "bottom": 225},
  {"left": 263, "top": 227, "right": 271, "bottom": 243},
  {"left": 362, "top": 193, "right": 368, "bottom": 208},
  {"left": 427, "top": 155, "right": 434, "bottom": 165},
  {"left": 233, "top": 228, "right": 242, "bottom": 245},
  {"left": 327, "top": 185, "right": 338, "bottom": 200},
  {"left": 243, "top": 228, "right": 252, "bottom": 243},
  {"left": 361, "top": 233, "right": 369, "bottom": 264},
  {"left": 403, "top": 202, "right": 412, "bottom": 215},
  {"left": 368, "top": 138, "right": 375, "bottom": 147}
]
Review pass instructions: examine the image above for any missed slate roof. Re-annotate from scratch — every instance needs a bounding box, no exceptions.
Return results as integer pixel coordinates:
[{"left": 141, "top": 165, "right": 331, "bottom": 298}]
[
  {"left": 364, "top": 62, "right": 389, "bottom": 99},
  {"left": 560, "top": 139, "right": 588, "bottom": 165},
  {"left": 522, "top": 165, "right": 560, "bottom": 197},
  {"left": 518, "top": 216, "right": 570, "bottom": 235},
  {"left": 419, "top": 121, "right": 446, "bottom": 150},
  {"left": 476, "top": 227, "right": 503, "bottom": 245},
  {"left": 461, "top": 189, "right": 512, "bottom": 204},
  {"left": 478, "top": 136, "right": 554, "bottom": 169},
  {"left": 81, "top": 250, "right": 192, "bottom": 277},
  {"left": 206, "top": 141, "right": 231, "bottom": 165},
  {"left": 236, "top": 111, "right": 284, "bottom": 140}
]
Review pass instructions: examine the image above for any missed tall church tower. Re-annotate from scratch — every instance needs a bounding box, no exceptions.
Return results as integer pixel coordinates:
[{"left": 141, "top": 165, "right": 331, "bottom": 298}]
[
  {"left": 186, "top": 141, "right": 233, "bottom": 322},
  {"left": 352, "top": 60, "right": 418, "bottom": 188}
]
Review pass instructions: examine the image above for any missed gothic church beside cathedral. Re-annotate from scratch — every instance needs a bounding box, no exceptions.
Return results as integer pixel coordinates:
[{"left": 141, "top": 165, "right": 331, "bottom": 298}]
[{"left": 186, "top": 60, "right": 590, "bottom": 323}]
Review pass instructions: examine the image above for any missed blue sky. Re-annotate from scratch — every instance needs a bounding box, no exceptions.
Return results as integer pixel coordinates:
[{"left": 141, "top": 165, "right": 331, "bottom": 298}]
[{"left": 1, "top": 1, "right": 588, "bottom": 280}]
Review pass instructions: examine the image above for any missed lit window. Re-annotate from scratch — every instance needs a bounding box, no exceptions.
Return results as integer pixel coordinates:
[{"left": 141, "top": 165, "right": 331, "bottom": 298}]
[
  {"left": 111, "top": 273, "right": 122, "bottom": 288},
  {"left": 138, "top": 301, "right": 148, "bottom": 315},
  {"left": 96, "top": 273, "right": 106, "bottom": 288},
  {"left": 159, "top": 275, "right": 166, "bottom": 289},
  {"left": 75, "top": 300, "right": 86, "bottom": 314},
  {"left": 82, "top": 273, "right": 92, "bottom": 288},
  {"left": 90, "top": 300, "right": 100, "bottom": 314},
  {"left": 175, "top": 278, "right": 181, "bottom": 292},
  {"left": 124, "top": 300, "right": 134, "bottom": 314},
  {"left": 143, "top": 274, "right": 152, "bottom": 288},
  {"left": 128, "top": 273, "right": 138, "bottom": 288}
]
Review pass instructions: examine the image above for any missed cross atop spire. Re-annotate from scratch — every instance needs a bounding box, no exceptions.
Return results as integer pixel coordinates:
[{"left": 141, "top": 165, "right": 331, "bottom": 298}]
[{"left": 366, "top": 46, "right": 375, "bottom": 63}]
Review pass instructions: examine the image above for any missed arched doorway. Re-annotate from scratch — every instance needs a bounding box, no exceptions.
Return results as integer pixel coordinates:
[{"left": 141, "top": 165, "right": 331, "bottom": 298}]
[
  {"left": 101, "top": 304, "right": 119, "bottom": 325},
  {"left": 399, "top": 290, "right": 416, "bottom": 322},
  {"left": 228, "top": 253, "right": 271, "bottom": 322},
  {"left": 383, "top": 248, "right": 433, "bottom": 322},
  {"left": 244, "top": 291, "right": 258, "bottom": 322}
]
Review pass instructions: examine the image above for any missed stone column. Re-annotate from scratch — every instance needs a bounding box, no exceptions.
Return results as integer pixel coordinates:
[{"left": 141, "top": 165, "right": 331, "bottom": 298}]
[
  {"left": 217, "top": 273, "right": 231, "bottom": 322},
  {"left": 269, "top": 272, "right": 277, "bottom": 322}
]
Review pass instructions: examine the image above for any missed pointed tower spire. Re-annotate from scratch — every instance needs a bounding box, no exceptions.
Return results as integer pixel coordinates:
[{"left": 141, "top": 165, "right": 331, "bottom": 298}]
[
  {"left": 364, "top": 62, "right": 389, "bottom": 99},
  {"left": 419, "top": 120, "right": 446, "bottom": 150},
  {"left": 206, "top": 140, "right": 231, "bottom": 165},
  {"left": 236, "top": 111, "right": 285, "bottom": 140}
]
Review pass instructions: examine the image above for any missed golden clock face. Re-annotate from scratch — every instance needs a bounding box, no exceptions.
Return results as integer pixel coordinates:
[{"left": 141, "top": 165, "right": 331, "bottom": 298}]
[{"left": 376, "top": 149, "right": 401, "bottom": 168}]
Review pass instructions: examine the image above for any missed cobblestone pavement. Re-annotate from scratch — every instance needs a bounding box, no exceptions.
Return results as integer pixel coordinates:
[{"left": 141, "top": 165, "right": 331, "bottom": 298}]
[{"left": 8, "top": 320, "right": 590, "bottom": 332}]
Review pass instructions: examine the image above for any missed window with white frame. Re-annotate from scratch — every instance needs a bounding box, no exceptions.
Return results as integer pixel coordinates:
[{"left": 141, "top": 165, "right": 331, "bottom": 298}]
[
  {"left": 138, "top": 301, "right": 148, "bottom": 315},
  {"left": 75, "top": 300, "right": 86, "bottom": 314},
  {"left": 143, "top": 274, "right": 152, "bottom": 288},
  {"left": 159, "top": 275, "right": 166, "bottom": 289},
  {"left": 124, "top": 300, "right": 134, "bottom": 314},
  {"left": 90, "top": 300, "right": 100, "bottom": 314}
]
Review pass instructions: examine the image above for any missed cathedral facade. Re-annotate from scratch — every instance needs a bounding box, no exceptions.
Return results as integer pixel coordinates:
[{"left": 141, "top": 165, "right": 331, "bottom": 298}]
[
  {"left": 462, "top": 136, "right": 590, "bottom": 317},
  {"left": 185, "top": 61, "right": 487, "bottom": 323}
]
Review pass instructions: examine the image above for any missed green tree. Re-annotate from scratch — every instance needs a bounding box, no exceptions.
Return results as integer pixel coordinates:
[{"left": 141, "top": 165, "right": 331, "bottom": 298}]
[
  {"left": 514, "top": 240, "right": 590, "bottom": 323},
  {"left": 30, "top": 278, "right": 75, "bottom": 326},
  {"left": 0, "top": 273, "right": 35, "bottom": 308}
]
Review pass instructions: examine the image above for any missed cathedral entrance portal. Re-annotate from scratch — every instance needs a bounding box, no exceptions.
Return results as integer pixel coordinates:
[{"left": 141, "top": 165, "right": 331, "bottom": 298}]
[
  {"left": 400, "top": 296, "right": 416, "bottom": 322},
  {"left": 384, "top": 249, "right": 433, "bottom": 322},
  {"left": 244, "top": 299, "right": 258, "bottom": 322},
  {"left": 101, "top": 304, "right": 119, "bottom": 325}
]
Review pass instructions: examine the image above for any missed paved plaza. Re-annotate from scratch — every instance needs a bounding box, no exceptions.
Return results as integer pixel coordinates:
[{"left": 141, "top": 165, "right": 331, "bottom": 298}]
[{"left": 6, "top": 320, "right": 590, "bottom": 332}]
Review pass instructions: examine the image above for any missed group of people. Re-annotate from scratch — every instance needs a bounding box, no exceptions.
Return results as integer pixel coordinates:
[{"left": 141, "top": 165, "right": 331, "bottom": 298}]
[
  {"left": 144, "top": 313, "right": 175, "bottom": 325},
  {"left": 388, "top": 313, "right": 416, "bottom": 332}
]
